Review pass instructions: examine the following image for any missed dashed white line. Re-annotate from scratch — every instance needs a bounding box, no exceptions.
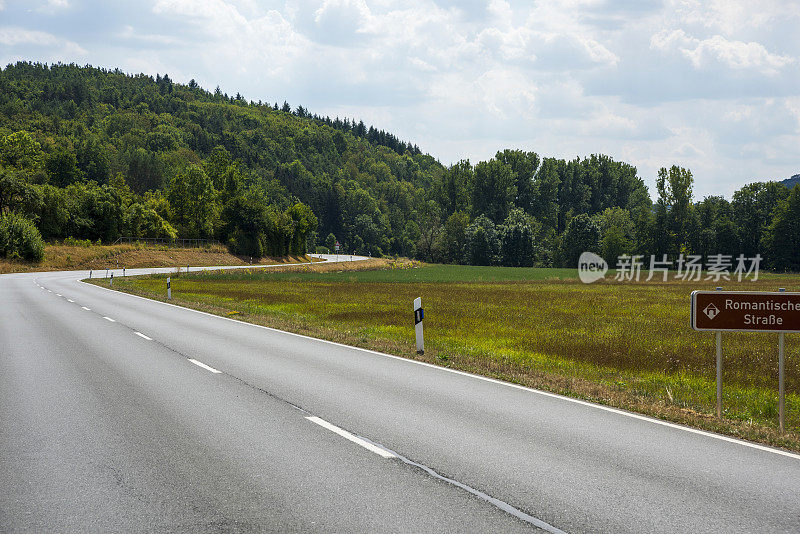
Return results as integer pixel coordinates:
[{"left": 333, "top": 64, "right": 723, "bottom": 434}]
[
  {"left": 102, "top": 316, "right": 116, "bottom": 322},
  {"left": 134, "top": 332, "right": 152, "bottom": 341},
  {"left": 187, "top": 358, "right": 221, "bottom": 374},
  {"left": 56, "top": 293, "right": 61, "bottom": 297},
  {"left": 81, "top": 306, "right": 91, "bottom": 311},
  {"left": 82, "top": 272, "right": 800, "bottom": 462},
  {"left": 67, "top": 299, "right": 74, "bottom": 303},
  {"left": 305, "top": 416, "right": 396, "bottom": 459}
]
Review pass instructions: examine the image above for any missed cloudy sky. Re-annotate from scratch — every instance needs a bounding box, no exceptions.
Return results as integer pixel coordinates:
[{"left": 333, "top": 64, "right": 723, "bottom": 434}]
[{"left": 1, "top": 0, "right": 798, "bottom": 198}]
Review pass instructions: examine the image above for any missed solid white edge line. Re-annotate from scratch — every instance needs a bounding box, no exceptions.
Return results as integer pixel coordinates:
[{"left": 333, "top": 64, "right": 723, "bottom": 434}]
[
  {"left": 306, "top": 416, "right": 396, "bottom": 458},
  {"left": 102, "top": 316, "right": 115, "bottom": 322},
  {"left": 134, "top": 332, "right": 152, "bottom": 341},
  {"left": 81, "top": 306, "right": 91, "bottom": 311},
  {"left": 78, "top": 271, "right": 800, "bottom": 462},
  {"left": 187, "top": 358, "right": 221, "bottom": 374}
]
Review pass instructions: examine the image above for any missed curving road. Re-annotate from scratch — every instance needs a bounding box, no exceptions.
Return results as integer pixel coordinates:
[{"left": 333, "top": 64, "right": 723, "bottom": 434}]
[{"left": 2, "top": 259, "right": 799, "bottom": 533}]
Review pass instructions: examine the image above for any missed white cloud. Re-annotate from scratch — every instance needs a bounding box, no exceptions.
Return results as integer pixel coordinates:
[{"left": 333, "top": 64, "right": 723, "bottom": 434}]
[
  {"left": 0, "top": 26, "right": 86, "bottom": 55},
  {"left": 37, "top": 0, "right": 70, "bottom": 14},
  {"left": 670, "top": 0, "right": 800, "bottom": 34},
  {"left": 153, "top": 0, "right": 309, "bottom": 77},
  {"left": 651, "top": 29, "right": 795, "bottom": 75},
  {"left": 0, "top": 27, "right": 59, "bottom": 46},
  {"left": 673, "top": 143, "right": 704, "bottom": 158},
  {"left": 312, "top": 0, "right": 372, "bottom": 45},
  {"left": 119, "top": 25, "right": 182, "bottom": 46}
]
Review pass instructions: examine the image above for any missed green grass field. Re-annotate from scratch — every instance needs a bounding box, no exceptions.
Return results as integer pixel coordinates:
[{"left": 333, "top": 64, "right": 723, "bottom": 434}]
[{"left": 98, "top": 260, "right": 800, "bottom": 450}]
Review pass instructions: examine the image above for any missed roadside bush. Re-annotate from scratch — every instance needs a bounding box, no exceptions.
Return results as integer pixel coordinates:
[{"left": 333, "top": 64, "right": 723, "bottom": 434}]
[
  {"left": 315, "top": 246, "right": 330, "bottom": 254},
  {"left": 64, "top": 236, "right": 93, "bottom": 247},
  {"left": 227, "top": 229, "right": 263, "bottom": 259},
  {"left": 0, "top": 218, "right": 8, "bottom": 254},
  {"left": 0, "top": 213, "right": 45, "bottom": 262}
]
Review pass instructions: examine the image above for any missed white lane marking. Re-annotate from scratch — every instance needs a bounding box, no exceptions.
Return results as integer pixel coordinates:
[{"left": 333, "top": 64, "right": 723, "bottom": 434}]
[
  {"left": 187, "top": 358, "right": 221, "bottom": 374},
  {"left": 134, "top": 332, "right": 152, "bottom": 341},
  {"left": 56, "top": 293, "right": 61, "bottom": 297},
  {"left": 102, "top": 316, "right": 116, "bottom": 322},
  {"left": 306, "top": 416, "right": 396, "bottom": 459},
  {"left": 81, "top": 306, "right": 91, "bottom": 311},
  {"left": 80, "top": 272, "right": 800, "bottom": 462},
  {"left": 67, "top": 299, "right": 74, "bottom": 303}
]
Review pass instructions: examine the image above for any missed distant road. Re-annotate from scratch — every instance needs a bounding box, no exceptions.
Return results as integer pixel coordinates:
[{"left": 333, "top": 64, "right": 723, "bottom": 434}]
[{"left": 2, "top": 257, "right": 799, "bottom": 533}]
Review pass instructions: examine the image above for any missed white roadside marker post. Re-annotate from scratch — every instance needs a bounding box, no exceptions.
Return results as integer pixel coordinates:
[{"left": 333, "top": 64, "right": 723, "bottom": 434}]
[
  {"left": 110, "top": 272, "right": 113, "bottom": 286},
  {"left": 89, "top": 269, "right": 92, "bottom": 279},
  {"left": 123, "top": 267, "right": 126, "bottom": 278},
  {"left": 167, "top": 277, "right": 171, "bottom": 300},
  {"left": 779, "top": 287, "right": 786, "bottom": 433},
  {"left": 414, "top": 297, "right": 424, "bottom": 354}
]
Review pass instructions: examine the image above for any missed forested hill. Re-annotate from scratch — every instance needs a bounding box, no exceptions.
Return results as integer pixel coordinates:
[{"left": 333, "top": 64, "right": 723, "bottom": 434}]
[
  {"left": 0, "top": 62, "right": 447, "bottom": 257},
  {"left": 781, "top": 174, "right": 800, "bottom": 189},
  {"left": 3, "top": 62, "right": 798, "bottom": 270}
]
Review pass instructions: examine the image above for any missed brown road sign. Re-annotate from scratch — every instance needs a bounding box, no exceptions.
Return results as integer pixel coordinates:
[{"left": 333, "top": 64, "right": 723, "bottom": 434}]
[{"left": 691, "top": 290, "right": 800, "bottom": 332}]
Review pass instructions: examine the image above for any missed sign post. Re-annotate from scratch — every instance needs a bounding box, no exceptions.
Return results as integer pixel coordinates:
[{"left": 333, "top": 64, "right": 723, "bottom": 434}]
[
  {"left": 691, "top": 289, "right": 800, "bottom": 431},
  {"left": 716, "top": 331, "right": 722, "bottom": 419},
  {"left": 779, "top": 288, "right": 786, "bottom": 432},
  {"left": 715, "top": 286, "right": 722, "bottom": 419},
  {"left": 414, "top": 297, "right": 424, "bottom": 354},
  {"left": 167, "top": 277, "right": 171, "bottom": 300}
]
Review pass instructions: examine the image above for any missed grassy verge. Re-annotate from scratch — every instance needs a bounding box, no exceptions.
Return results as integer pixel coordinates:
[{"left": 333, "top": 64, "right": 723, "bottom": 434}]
[
  {"left": 90, "top": 259, "right": 800, "bottom": 452},
  {"left": 0, "top": 241, "right": 317, "bottom": 273}
]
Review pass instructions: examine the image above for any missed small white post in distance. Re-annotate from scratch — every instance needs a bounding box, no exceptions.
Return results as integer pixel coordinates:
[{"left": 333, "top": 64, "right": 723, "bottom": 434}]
[
  {"left": 110, "top": 272, "right": 113, "bottom": 286},
  {"left": 167, "top": 277, "right": 171, "bottom": 300},
  {"left": 89, "top": 270, "right": 92, "bottom": 279},
  {"left": 123, "top": 267, "right": 126, "bottom": 277},
  {"left": 414, "top": 297, "right": 424, "bottom": 354}
]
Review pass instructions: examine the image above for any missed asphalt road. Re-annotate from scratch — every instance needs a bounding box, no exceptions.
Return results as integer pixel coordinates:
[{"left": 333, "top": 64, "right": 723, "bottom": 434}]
[{"left": 2, "top": 259, "right": 799, "bottom": 533}]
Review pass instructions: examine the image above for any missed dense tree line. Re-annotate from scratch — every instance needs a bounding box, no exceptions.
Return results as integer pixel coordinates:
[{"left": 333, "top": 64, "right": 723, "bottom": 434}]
[{"left": 1, "top": 62, "right": 798, "bottom": 270}]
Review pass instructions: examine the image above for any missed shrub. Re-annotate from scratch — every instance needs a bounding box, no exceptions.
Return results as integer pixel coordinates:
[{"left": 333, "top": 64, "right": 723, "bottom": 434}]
[
  {"left": 0, "top": 219, "right": 8, "bottom": 256},
  {"left": 0, "top": 213, "right": 45, "bottom": 262},
  {"left": 64, "top": 236, "right": 93, "bottom": 247},
  {"left": 227, "top": 229, "right": 263, "bottom": 259}
]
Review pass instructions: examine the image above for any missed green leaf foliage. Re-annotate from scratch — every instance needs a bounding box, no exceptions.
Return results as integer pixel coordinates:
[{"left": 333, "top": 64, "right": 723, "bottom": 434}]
[
  {"left": 0, "top": 212, "right": 44, "bottom": 261},
  {"left": 0, "top": 62, "right": 797, "bottom": 269}
]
